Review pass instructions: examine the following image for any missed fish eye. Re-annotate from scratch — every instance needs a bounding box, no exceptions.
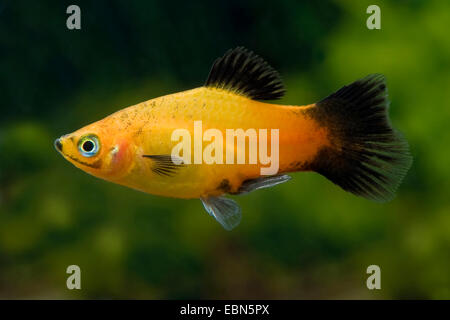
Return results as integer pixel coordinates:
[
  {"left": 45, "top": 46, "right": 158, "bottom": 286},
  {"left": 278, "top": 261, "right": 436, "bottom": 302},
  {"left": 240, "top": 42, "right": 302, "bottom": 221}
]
[{"left": 78, "top": 134, "right": 100, "bottom": 157}]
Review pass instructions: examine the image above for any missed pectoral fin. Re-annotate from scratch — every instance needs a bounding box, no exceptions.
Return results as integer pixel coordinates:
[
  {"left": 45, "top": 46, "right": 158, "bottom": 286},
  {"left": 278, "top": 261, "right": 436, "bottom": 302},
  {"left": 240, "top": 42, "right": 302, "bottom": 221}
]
[
  {"left": 200, "top": 196, "right": 242, "bottom": 231},
  {"left": 143, "top": 155, "right": 184, "bottom": 177}
]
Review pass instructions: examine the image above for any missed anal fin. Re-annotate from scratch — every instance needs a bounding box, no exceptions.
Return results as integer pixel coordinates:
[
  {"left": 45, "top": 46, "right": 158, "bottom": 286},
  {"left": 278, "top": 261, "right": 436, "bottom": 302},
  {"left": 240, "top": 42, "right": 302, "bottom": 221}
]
[
  {"left": 200, "top": 196, "right": 242, "bottom": 231},
  {"left": 237, "top": 174, "right": 291, "bottom": 195}
]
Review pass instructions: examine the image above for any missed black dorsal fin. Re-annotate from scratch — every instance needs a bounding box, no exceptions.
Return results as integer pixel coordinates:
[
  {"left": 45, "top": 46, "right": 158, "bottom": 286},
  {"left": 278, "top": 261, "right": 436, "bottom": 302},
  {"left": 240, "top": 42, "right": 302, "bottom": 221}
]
[{"left": 205, "top": 47, "right": 285, "bottom": 100}]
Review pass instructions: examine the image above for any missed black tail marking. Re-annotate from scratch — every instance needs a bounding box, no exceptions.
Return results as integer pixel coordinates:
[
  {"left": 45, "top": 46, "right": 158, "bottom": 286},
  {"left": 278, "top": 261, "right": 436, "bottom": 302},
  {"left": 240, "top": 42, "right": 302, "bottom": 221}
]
[{"left": 307, "top": 74, "right": 412, "bottom": 202}]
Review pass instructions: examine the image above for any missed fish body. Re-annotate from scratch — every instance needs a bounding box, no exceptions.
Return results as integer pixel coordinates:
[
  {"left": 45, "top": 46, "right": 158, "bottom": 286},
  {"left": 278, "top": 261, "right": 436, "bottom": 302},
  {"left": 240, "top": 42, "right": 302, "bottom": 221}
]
[
  {"left": 64, "top": 87, "right": 326, "bottom": 199},
  {"left": 56, "top": 47, "right": 412, "bottom": 230}
]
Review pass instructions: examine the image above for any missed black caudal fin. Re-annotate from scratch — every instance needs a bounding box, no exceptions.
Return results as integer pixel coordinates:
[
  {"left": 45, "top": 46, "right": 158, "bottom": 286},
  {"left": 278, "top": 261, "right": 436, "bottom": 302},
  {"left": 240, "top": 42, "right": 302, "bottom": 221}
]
[
  {"left": 205, "top": 47, "right": 285, "bottom": 100},
  {"left": 307, "top": 74, "right": 412, "bottom": 202}
]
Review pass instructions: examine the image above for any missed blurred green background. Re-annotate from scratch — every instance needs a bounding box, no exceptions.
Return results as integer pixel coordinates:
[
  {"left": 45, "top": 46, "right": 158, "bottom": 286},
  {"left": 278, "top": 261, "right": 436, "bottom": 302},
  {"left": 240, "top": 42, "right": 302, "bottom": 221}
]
[{"left": 1, "top": 0, "right": 449, "bottom": 299}]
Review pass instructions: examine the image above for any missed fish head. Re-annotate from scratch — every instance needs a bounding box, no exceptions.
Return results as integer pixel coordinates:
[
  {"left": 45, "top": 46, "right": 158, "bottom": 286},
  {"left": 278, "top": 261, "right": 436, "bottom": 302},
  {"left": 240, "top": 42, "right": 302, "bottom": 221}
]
[{"left": 55, "top": 122, "right": 133, "bottom": 180}]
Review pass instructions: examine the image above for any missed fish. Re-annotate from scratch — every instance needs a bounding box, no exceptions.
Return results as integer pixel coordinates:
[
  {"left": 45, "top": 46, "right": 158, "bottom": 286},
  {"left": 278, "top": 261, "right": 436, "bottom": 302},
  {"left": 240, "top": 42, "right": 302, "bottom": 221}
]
[{"left": 55, "top": 47, "right": 412, "bottom": 230}]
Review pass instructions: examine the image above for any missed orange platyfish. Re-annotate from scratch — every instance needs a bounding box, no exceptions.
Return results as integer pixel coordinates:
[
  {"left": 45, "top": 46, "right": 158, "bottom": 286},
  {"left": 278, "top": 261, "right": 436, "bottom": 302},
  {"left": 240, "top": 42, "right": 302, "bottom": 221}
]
[{"left": 55, "top": 47, "right": 412, "bottom": 230}]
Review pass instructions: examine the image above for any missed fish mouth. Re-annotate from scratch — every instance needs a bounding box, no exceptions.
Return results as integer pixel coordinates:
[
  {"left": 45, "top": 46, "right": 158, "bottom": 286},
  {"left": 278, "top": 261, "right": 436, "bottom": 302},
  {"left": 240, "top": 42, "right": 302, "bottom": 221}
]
[{"left": 54, "top": 138, "right": 63, "bottom": 152}]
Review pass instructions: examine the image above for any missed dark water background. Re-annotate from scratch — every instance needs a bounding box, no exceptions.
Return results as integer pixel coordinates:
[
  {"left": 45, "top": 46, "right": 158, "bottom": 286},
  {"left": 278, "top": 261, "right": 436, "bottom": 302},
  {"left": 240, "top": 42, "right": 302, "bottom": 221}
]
[{"left": 0, "top": 0, "right": 449, "bottom": 298}]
